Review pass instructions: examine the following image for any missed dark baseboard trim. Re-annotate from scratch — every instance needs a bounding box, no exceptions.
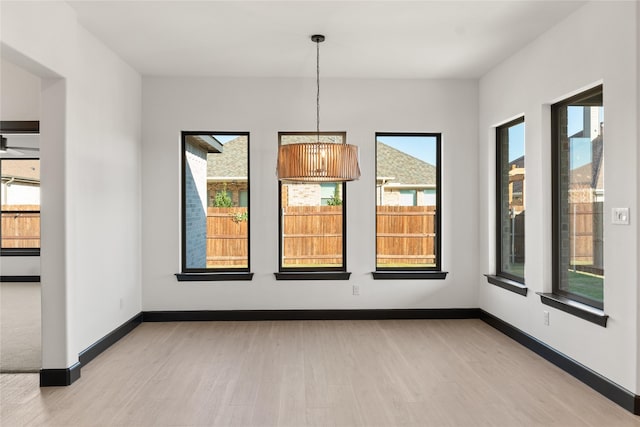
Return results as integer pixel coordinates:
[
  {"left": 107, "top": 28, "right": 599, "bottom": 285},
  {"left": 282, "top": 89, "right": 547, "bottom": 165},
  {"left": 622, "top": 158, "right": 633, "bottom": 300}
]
[
  {"left": 0, "top": 275, "right": 40, "bottom": 282},
  {"left": 38, "top": 306, "right": 640, "bottom": 415},
  {"left": 39, "top": 313, "right": 142, "bottom": 388},
  {"left": 479, "top": 309, "right": 639, "bottom": 415},
  {"left": 40, "top": 362, "right": 81, "bottom": 387},
  {"left": 78, "top": 313, "right": 143, "bottom": 366},
  {"left": 143, "top": 308, "right": 481, "bottom": 322}
]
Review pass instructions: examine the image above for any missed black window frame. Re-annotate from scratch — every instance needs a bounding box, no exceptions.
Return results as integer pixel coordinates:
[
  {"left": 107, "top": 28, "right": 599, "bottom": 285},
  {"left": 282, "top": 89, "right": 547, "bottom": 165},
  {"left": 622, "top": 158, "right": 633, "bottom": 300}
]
[
  {"left": 551, "top": 85, "right": 604, "bottom": 310},
  {"left": 0, "top": 121, "right": 40, "bottom": 257},
  {"left": 178, "top": 131, "right": 252, "bottom": 281},
  {"left": 276, "top": 131, "right": 349, "bottom": 278},
  {"left": 495, "top": 117, "right": 526, "bottom": 285},
  {"left": 373, "top": 132, "right": 446, "bottom": 280}
]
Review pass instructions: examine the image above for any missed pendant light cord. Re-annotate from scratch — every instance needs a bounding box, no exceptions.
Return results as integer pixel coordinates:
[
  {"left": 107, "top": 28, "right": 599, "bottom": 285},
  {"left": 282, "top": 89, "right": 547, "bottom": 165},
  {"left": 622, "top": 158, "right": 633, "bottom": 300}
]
[{"left": 316, "top": 37, "right": 320, "bottom": 137}]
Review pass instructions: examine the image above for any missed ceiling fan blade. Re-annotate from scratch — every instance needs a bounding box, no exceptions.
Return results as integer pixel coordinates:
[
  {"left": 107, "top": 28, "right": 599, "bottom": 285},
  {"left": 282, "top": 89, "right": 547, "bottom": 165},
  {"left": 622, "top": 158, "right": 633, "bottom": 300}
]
[
  {"left": 0, "top": 148, "right": 26, "bottom": 156},
  {"left": 7, "top": 146, "right": 39, "bottom": 151}
]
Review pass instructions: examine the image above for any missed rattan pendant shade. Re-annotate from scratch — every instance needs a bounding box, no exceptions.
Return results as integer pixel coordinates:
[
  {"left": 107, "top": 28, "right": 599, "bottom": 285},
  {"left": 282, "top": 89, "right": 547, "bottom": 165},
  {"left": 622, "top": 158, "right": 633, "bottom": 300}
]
[
  {"left": 277, "top": 34, "right": 360, "bottom": 183},
  {"left": 277, "top": 142, "right": 360, "bottom": 182}
]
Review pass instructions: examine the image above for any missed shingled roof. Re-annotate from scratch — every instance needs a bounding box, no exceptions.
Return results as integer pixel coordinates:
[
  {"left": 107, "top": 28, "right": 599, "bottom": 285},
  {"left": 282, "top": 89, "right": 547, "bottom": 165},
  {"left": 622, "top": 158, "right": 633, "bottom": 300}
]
[
  {"left": 207, "top": 136, "right": 248, "bottom": 179},
  {"left": 376, "top": 141, "right": 436, "bottom": 186}
]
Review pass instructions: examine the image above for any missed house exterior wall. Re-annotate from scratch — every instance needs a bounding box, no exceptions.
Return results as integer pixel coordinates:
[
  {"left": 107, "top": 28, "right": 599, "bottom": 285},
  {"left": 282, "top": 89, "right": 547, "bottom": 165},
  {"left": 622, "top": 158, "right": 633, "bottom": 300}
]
[
  {"left": 184, "top": 142, "right": 208, "bottom": 268},
  {"left": 377, "top": 188, "right": 435, "bottom": 206},
  {"left": 286, "top": 183, "right": 322, "bottom": 207},
  {"left": 208, "top": 181, "right": 248, "bottom": 207}
]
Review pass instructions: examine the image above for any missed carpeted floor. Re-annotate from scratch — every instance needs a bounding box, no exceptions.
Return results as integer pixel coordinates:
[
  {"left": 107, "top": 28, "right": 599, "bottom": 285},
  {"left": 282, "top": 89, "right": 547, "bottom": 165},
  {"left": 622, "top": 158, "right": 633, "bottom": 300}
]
[{"left": 0, "top": 282, "right": 41, "bottom": 372}]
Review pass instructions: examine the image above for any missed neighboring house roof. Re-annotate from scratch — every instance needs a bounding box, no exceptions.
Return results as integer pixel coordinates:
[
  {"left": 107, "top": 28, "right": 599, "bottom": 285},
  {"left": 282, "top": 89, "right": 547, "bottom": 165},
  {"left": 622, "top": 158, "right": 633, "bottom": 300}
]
[
  {"left": 207, "top": 136, "right": 248, "bottom": 179},
  {"left": 376, "top": 141, "right": 436, "bottom": 186},
  {"left": 0, "top": 159, "right": 40, "bottom": 183},
  {"left": 509, "top": 155, "right": 524, "bottom": 169}
]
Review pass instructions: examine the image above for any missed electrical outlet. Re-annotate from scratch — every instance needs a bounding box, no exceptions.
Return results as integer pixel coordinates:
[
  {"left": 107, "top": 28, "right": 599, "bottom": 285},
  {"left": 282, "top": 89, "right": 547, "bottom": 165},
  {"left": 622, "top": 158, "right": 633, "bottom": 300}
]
[
  {"left": 543, "top": 310, "right": 549, "bottom": 326},
  {"left": 352, "top": 285, "right": 360, "bottom": 296}
]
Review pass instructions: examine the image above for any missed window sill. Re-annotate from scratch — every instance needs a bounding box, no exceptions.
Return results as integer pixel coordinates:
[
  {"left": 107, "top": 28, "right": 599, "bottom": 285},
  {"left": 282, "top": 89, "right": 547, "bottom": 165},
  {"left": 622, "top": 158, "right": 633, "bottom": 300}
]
[
  {"left": 1, "top": 248, "right": 40, "bottom": 257},
  {"left": 537, "top": 292, "right": 608, "bottom": 327},
  {"left": 485, "top": 275, "right": 528, "bottom": 296},
  {"left": 372, "top": 271, "right": 448, "bottom": 280},
  {"left": 176, "top": 272, "right": 254, "bottom": 282},
  {"left": 274, "top": 272, "right": 351, "bottom": 281}
]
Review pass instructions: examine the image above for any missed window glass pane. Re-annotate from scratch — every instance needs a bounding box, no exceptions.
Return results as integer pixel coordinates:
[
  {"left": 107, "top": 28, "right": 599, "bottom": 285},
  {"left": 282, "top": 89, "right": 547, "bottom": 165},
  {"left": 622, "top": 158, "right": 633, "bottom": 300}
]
[
  {"left": 376, "top": 134, "right": 439, "bottom": 269},
  {"left": 1, "top": 158, "right": 41, "bottom": 249},
  {"left": 497, "top": 119, "right": 525, "bottom": 281},
  {"left": 279, "top": 133, "right": 345, "bottom": 270},
  {"left": 183, "top": 133, "right": 248, "bottom": 271},
  {"left": 554, "top": 87, "right": 604, "bottom": 307}
]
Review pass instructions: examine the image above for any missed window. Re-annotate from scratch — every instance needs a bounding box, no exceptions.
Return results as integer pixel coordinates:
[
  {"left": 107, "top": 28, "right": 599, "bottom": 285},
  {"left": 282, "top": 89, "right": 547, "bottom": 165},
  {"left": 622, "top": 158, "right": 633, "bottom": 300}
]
[
  {"left": 552, "top": 86, "right": 604, "bottom": 309},
  {"left": 1, "top": 158, "right": 41, "bottom": 254},
  {"left": 180, "top": 132, "right": 250, "bottom": 278},
  {"left": 375, "top": 133, "right": 443, "bottom": 276},
  {"left": 278, "top": 132, "right": 347, "bottom": 274},
  {"left": 496, "top": 117, "right": 525, "bottom": 283}
]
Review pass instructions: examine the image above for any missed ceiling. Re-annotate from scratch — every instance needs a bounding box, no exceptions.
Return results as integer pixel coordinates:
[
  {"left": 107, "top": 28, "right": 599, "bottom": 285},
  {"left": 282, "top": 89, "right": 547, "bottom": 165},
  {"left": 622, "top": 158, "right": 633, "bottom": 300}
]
[{"left": 68, "top": 1, "right": 586, "bottom": 79}]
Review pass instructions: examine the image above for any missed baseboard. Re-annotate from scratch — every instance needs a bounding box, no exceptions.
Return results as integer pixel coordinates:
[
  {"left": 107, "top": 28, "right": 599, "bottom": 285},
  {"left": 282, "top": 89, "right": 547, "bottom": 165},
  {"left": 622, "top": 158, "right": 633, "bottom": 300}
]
[
  {"left": 40, "top": 313, "right": 142, "bottom": 387},
  {"left": 0, "top": 275, "right": 40, "bottom": 282},
  {"left": 78, "top": 313, "right": 143, "bottom": 366},
  {"left": 39, "top": 306, "right": 640, "bottom": 415},
  {"left": 142, "top": 308, "right": 482, "bottom": 322},
  {"left": 479, "top": 309, "right": 640, "bottom": 415},
  {"left": 40, "top": 362, "right": 81, "bottom": 387}
]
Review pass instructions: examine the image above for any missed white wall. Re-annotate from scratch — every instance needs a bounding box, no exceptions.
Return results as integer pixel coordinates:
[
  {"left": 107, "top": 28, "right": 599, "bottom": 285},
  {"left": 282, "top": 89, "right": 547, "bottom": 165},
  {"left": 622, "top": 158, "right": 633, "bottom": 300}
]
[
  {"left": 1, "top": 1, "right": 142, "bottom": 369},
  {"left": 1, "top": 58, "right": 40, "bottom": 119},
  {"left": 478, "top": 2, "right": 638, "bottom": 393},
  {"left": 0, "top": 59, "right": 41, "bottom": 276},
  {"left": 142, "top": 78, "right": 478, "bottom": 311}
]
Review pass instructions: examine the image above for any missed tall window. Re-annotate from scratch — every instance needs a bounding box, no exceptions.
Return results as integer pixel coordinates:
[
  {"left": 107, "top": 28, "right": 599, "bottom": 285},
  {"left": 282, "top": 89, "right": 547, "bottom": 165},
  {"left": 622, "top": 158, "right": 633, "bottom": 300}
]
[
  {"left": 552, "top": 86, "right": 604, "bottom": 308},
  {"left": 1, "top": 157, "right": 41, "bottom": 254},
  {"left": 278, "top": 132, "right": 346, "bottom": 272},
  {"left": 496, "top": 118, "right": 525, "bottom": 283},
  {"left": 181, "top": 132, "right": 249, "bottom": 272},
  {"left": 375, "top": 133, "right": 441, "bottom": 270}
]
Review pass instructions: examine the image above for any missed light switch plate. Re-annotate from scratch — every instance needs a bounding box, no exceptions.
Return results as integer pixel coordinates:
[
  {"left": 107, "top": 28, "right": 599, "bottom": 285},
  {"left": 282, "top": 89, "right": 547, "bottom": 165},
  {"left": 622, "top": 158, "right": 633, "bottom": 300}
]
[{"left": 612, "top": 208, "right": 630, "bottom": 225}]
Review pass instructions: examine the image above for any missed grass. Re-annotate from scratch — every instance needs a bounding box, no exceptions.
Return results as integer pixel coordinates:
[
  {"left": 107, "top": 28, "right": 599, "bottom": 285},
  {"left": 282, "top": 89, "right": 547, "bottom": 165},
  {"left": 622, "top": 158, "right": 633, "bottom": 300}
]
[
  {"left": 501, "top": 262, "right": 603, "bottom": 303},
  {"left": 567, "top": 269, "right": 603, "bottom": 302}
]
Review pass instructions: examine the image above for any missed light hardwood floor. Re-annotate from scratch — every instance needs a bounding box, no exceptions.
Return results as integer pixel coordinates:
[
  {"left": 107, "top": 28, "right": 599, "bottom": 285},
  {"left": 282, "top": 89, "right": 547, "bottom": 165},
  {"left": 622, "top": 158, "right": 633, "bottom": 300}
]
[{"left": 2, "top": 319, "right": 640, "bottom": 426}]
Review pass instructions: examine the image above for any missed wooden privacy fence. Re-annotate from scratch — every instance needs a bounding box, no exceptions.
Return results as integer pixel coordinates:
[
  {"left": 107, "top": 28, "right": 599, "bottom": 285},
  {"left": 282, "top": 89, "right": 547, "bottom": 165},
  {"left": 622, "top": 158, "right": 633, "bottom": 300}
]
[
  {"left": 568, "top": 202, "right": 603, "bottom": 273},
  {"left": 205, "top": 205, "right": 438, "bottom": 267},
  {"left": 1, "top": 205, "right": 40, "bottom": 248},
  {"left": 282, "top": 206, "right": 343, "bottom": 266},
  {"left": 206, "top": 207, "right": 248, "bottom": 267},
  {"left": 376, "top": 205, "right": 436, "bottom": 266}
]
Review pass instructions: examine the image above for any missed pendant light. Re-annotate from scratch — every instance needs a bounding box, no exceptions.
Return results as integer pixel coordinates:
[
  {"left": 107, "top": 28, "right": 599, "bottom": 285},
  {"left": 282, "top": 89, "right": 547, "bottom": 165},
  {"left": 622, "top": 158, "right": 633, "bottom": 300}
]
[{"left": 277, "top": 35, "right": 360, "bottom": 182}]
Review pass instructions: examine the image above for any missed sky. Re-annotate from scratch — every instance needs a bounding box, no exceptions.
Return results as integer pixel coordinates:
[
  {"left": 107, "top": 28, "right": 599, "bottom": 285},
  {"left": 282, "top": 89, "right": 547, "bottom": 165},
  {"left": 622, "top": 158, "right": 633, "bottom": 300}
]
[
  {"left": 214, "top": 135, "right": 239, "bottom": 144},
  {"left": 376, "top": 135, "right": 437, "bottom": 165},
  {"left": 505, "top": 105, "right": 603, "bottom": 169}
]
